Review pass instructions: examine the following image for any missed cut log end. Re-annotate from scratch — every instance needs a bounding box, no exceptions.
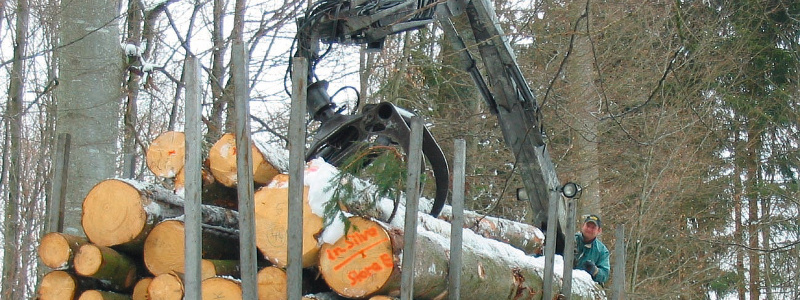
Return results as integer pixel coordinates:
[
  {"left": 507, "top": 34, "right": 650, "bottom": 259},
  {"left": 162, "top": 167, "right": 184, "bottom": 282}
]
[
  {"left": 82, "top": 179, "right": 147, "bottom": 247},
  {"left": 208, "top": 133, "right": 280, "bottom": 187},
  {"left": 39, "top": 232, "right": 84, "bottom": 269},
  {"left": 148, "top": 273, "right": 183, "bottom": 300},
  {"left": 257, "top": 266, "right": 287, "bottom": 300},
  {"left": 143, "top": 220, "right": 185, "bottom": 276},
  {"left": 39, "top": 271, "right": 78, "bottom": 300},
  {"left": 319, "top": 217, "right": 395, "bottom": 298},
  {"left": 132, "top": 278, "right": 153, "bottom": 300},
  {"left": 77, "top": 290, "right": 130, "bottom": 300},
  {"left": 254, "top": 174, "right": 323, "bottom": 268},
  {"left": 146, "top": 131, "right": 186, "bottom": 178},
  {"left": 74, "top": 244, "right": 103, "bottom": 277},
  {"left": 201, "top": 277, "right": 242, "bottom": 300}
]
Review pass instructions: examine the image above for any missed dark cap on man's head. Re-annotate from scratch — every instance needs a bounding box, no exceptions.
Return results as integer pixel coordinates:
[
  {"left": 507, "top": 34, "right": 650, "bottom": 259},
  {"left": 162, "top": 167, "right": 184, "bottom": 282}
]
[{"left": 584, "top": 214, "right": 601, "bottom": 228}]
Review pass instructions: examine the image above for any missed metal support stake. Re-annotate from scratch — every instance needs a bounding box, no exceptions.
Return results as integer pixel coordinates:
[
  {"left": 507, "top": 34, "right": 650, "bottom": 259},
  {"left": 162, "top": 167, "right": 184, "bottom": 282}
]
[
  {"left": 448, "top": 139, "right": 466, "bottom": 300},
  {"left": 47, "top": 133, "right": 70, "bottom": 233},
  {"left": 183, "top": 56, "right": 203, "bottom": 300},
  {"left": 288, "top": 57, "right": 309, "bottom": 300},
  {"left": 232, "top": 41, "right": 258, "bottom": 300},
  {"left": 561, "top": 199, "right": 577, "bottom": 299},
  {"left": 400, "top": 117, "right": 424, "bottom": 300},
  {"left": 542, "top": 192, "right": 560, "bottom": 300},
  {"left": 612, "top": 224, "right": 626, "bottom": 300}
]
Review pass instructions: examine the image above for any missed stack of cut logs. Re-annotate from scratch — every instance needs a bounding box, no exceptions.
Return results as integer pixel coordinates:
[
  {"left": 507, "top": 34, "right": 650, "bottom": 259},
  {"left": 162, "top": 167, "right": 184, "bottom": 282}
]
[{"left": 36, "top": 131, "right": 605, "bottom": 300}]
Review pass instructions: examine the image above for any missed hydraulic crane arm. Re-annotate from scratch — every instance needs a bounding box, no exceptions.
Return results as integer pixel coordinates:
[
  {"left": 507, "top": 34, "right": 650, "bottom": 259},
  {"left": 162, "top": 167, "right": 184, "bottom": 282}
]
[{"left": 295, "top": 0, "right": 568, "bottom": 251}]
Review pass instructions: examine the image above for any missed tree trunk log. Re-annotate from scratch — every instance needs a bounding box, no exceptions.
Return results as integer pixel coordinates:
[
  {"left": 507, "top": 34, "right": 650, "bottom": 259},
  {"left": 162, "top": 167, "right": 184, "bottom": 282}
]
[
  {"left": 319, "top": 216, "right": 605, "bottom": 300},
  {"left": 82, "top": 179, "right": 240, "bottom": 252},
  {"left": 78, "top": 290, "right": 132, "bottom": 300},
  {"left": 201, "top": 277, "right": 242, "bottom": 300},
  {"left": 147, "top": 272, "right": 183, "bottom": 300},
  {"left": 174, "top": 167, "right": 239, "bottom": 210},
  {"left": 297, "top": 158, "right": 544, "bottom": 255},
  {"left": 257, "top": 266, "right": 286, "bottom": 300},
  {"left": 145, "top": 131, "right": 185, "bottom": 178},
  {"left": 131, "top": 277, "right": 152, "bottom": 300},
  {"left": 73, "top": 244, "right": 138, "bottom": 292},
  {"left": 254, "top": 174, "right": 324, "bottom": 268},
  {"left": 39, "top": 232, "right": 89, "bottom": 270},
  {"left": 38, "top": 270, "right": 98, "bottom": 300},
  {"left": 143, "top": 220, "right": 239, "bottom": 276},
  {"left": 207, "top": 133, "right": 287, "bottom": 187}
]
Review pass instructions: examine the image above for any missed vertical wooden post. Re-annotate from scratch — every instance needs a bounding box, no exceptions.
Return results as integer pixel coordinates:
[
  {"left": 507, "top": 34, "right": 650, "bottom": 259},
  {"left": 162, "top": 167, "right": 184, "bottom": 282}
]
[
  {"left": 612, "top": 224, "right": 626, "bottom": 300},
  {"left": 47, "top": 133, "right": 70, "bottom": 233},
  {"left": 288, "top": 57, "right": 308, "bottom": 300},
  {"left": 232, "top": 41, "right": 258, "bottom": 300},
  {"left": 400, "top": 117, "right": 424, "bottom": 300},
  {"left": 542, "top": 189, "right": 559, "bottom": 300},
  {"left": 183, "top": 56, "right": 203, "bottom": 300},
  {"left": 561, "top": 199, "right": 577, "bottom": 299},
  {"left": 448, "top": 139, "right": 466, "bottom": 300}
]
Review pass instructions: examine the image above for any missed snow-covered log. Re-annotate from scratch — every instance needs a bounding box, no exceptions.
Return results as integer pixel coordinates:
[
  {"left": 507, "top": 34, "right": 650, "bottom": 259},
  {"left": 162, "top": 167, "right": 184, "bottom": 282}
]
[
  {"left": 254, "top": 174, "right": 324, "bottom": 268},
  {"left": 207, "top": 133, "right": 288, "bottom": 187},
  {"left": 318, "top": 216, "right": 605, "bottom": 299},
  {"left": 81, "top": 178, "right": 240, "bottom": 252},
  {"left": 300, "top": 158, "right": 543, "bottom": 255}
]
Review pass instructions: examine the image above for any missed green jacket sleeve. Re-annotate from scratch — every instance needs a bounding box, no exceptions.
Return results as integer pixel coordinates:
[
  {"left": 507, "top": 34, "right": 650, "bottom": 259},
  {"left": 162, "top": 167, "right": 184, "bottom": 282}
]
[{"left": 594, "top": 244, "right": 611, "bottom": 284}]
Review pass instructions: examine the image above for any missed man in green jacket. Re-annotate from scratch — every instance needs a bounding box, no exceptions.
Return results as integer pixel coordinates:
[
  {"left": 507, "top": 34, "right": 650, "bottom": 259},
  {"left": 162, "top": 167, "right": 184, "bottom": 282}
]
[{"left": 574, "top": 214, "right": 610, "bottom": 284}]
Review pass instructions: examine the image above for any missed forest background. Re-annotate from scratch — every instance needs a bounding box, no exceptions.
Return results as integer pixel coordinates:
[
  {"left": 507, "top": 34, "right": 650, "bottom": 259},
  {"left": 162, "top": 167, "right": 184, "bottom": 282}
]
[{"left": 0, "top": 0, "right": 798, "bottom": 299}]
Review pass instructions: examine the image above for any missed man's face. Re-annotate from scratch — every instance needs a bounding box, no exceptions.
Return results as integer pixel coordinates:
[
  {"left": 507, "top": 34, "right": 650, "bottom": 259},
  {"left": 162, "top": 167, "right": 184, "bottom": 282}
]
[{"left": 581, "top": 221, "right": 602, "bottom": 241}]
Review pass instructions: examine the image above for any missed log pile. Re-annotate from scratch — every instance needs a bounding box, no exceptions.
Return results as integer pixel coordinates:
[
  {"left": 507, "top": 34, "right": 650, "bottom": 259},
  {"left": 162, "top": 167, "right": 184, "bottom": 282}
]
[{"left": 37, "top": 131, "right": 605, "bottom": 300}]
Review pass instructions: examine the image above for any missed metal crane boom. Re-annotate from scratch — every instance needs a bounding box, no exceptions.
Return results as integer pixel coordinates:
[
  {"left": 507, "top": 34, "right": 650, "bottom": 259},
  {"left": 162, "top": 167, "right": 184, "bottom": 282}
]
[{"left": 295, "top": 0, "right": 568, "bottom": 252}]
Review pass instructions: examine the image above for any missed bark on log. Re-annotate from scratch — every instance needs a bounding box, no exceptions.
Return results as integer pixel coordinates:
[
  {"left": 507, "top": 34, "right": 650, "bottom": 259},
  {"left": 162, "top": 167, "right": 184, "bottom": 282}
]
[
  {"left": 82, "top": 179, "right": 240, "bottom": 251},
  {"left": 131, "top": 277, "right": 152, "bottom": 300},
  {"left": 78, "top": 290, "right": 132, "bottom": 300},
  {"left": 254, "top": 174, "right": 324, "bottom": 268},
  {"left": 147, "top": 272, "right": 183, "bottom": 300},
  {"left": 319, "top": 216, "right": 605, "bottom": 300},
  {"left": 39, "top": 232, "right": 89, "bottom": 270},
  {"left": 143, "top": 220, "right": 238, "bottom": 276},
  {"left": 38, "top": 270, "right": 97, "bottom": 300},
  {"left": 342, "top": 186, "right": 544, "bottom": 255},
  {"left": 174, "top": 167, "right": 239, "bottom": 210},
  {"left": 282, "top": 158, "right": 543, "bottom": 255},
  {"left": 73, "top": 244, "right": 138, "bottom": 292},
  {"left": 208, "top": 133, "right": 287, "bottom": 187},
  {"left": 145, "top": 131, "right": 185, "bottom": 178},
  {"left": 201, "top": 277, "right": 242, "bottom": 300}
]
